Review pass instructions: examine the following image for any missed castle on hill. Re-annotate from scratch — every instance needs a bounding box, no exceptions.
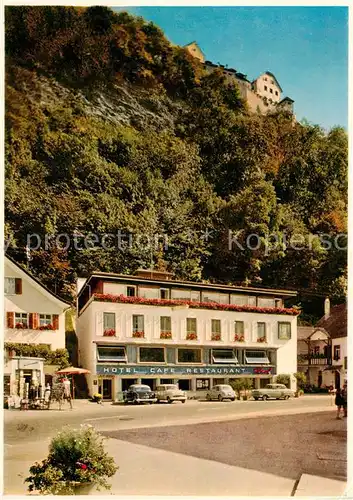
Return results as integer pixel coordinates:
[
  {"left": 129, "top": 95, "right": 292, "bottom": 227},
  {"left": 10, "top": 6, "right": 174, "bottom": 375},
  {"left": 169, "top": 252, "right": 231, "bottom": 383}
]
[{"left": 184, "top": 42, "right": 294, "bottom": 116}]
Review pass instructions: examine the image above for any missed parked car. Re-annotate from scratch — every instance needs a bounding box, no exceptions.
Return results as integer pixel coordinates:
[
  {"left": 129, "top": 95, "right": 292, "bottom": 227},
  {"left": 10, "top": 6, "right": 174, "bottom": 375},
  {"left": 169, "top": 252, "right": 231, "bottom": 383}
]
[
  {"left": 123, "top": 384, "right": 157, "bottom": 404},
  {"left": 252, "top": 384, "right": 295, "bottom": 401},
  {"left": 155, "top": 384, "right": 187, "bottom": 404},
  {"left": 206, "top": 384, "right": 236, "bottom": 402}
]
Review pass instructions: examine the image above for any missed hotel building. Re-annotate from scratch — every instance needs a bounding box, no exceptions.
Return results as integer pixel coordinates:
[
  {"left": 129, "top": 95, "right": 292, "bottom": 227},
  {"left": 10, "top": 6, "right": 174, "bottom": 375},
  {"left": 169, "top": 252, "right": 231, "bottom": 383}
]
[{"left": 76, "top": 270, "right": 298, "bottom": 400}]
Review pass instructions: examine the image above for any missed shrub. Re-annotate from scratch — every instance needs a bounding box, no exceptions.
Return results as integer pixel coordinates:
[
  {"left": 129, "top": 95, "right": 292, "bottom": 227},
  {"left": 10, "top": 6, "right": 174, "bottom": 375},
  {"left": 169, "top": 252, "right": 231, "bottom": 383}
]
[
  {"left": 294, "top": 371, "right": 306, "bottom": 389},
  {"left": 230, "top": 378, "right": 253, "bottom": 399},
  {"left": 25, "top": 424, "right": 118, "bottom": 494},
  {"left": 275, "top": 374, "right": 291, "bottom": 387}
]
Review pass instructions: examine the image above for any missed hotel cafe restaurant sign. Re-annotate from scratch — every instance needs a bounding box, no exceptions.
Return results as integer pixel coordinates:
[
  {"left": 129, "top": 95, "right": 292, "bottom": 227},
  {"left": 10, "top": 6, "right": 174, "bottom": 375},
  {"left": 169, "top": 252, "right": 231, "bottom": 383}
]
[{"left": 96, "top": 365, "right": 273, "bottom": 376}]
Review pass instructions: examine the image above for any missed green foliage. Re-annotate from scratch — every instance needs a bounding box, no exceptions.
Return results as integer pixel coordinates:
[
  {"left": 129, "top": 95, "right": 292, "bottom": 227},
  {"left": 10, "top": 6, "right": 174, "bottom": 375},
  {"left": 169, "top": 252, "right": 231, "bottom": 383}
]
[
  {"left": 4, "top": 6, "right": 348, "bottom": 319},
  {"left": 25, "top": 424, "right": 118, "bottom": 494},
  {"left": 5, "top": 343, "right": 70, "bottom": 368},
  {"left": 275, "top": 374, "right": 291, "bottom": 387},
  {"left": 230, "top": 378, "right": 253, "bottom": 399}
]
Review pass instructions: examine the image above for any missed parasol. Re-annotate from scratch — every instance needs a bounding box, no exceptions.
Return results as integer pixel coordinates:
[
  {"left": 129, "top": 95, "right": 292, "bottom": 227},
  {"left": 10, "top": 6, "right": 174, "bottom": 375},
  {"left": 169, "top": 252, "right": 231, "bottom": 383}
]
[{"left": 55, "top": 367, "right": 91, "bottom": 399}]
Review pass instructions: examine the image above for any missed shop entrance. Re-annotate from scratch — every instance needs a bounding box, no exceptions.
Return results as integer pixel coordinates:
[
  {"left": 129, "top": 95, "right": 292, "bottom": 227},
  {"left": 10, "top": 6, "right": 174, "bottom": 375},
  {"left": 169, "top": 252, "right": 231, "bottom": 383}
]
[
  {"left": 98, "top": 378, "right": 113, "bottom": 400},
  {"left": 178, "top": 379, "right": 191, "bottom": 391},
  {"left": 141, "top": 379, "right": 156, "bottom": 390},
  {"left": 121, "top": 378, "right": 138, "bottom": 391}
]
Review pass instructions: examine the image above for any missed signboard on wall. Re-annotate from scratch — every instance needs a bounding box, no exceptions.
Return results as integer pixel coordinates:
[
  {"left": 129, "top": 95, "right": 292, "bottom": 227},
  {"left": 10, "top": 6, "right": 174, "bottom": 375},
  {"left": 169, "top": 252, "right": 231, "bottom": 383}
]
[{"left": 96, "top": 365, "right": 273, "bottom": 376}]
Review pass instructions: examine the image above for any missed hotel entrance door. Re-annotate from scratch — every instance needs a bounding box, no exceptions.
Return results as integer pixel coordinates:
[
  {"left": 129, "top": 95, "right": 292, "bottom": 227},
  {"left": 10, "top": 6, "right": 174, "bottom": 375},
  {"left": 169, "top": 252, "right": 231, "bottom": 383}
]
[{"left": 98, "top": 378, "right": 113, "bottom": 400}]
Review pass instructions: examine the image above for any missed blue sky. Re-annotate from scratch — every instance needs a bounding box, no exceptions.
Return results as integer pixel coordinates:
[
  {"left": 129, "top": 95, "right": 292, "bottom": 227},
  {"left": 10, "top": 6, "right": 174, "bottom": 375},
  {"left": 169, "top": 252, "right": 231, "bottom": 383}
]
[{"left": 114, "top": 6, "right": 348, "bottom": 131}]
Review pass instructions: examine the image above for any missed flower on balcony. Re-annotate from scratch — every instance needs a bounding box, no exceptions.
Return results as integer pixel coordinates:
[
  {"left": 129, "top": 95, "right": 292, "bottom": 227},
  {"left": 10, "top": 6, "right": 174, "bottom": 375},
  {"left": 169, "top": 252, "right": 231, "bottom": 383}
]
[
  {"left": 93, "top": 294, "right": 299, "bottom": 316},
  {"left": 15, "top": 322, "right": 28, "bottom": 329},
  {"left": 103, "top": 329, "right": 116, "bottom": 337},
  {"left": 38, "top": 324, "right": 54, "bottom": 331},
  {"left": 160, "top": 331, "right": 172, "bottom": 339},
  {"left": 257, "top": 336, "right": 267, "bottom": 343},
  {"left": 186, "top": 332, "right": 197, "bottom": 340},
  {"left": 132, "top": 331, "right": 145, "bottom": 338},
  {"left": 234, "top": 334, "right": 245, "bottom": 342},
  {"left": 211, "top": 333, "right": 221, "bottom": 341}
]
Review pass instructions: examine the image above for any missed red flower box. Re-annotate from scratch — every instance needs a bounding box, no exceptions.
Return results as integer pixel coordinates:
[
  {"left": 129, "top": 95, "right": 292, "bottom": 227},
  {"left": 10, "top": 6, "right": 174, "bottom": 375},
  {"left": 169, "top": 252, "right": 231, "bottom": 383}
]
[
  {"left": 257, "top": 336, "right": 267, "bottom": 343},
  {"left": 103, "top": 329, "right": 116, "bottom": 337},
  {"left": 132, "top": 331, "right": 145, "bottom": 338},
  {"left": 211, "top": 333, "right": 221, "bottom": 341},
  {"left": 234, "top": 334, "right": 245, "bottom": 342},
  {"left": 38, "top": 324, "right": 54, "bottom": 331},
  {"left": 93, "top": 294, "right": 299, "bottom": 316},
  {"left": 160, "top": 331, "right": 172, "bottom": 339},
  {"left": 186, "top": 332, "right": 197, "bottom": 340},
  {"left": 15, "top": 323, "right": 28, "bottom": 329}
]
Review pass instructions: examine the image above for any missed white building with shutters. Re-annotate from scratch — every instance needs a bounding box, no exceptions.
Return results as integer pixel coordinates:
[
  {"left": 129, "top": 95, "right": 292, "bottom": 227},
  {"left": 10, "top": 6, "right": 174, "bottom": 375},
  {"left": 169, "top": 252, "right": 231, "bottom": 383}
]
[
  {"left": 76, "top": 269, "right": 299, "bottom": 400},
  {"left": 4, "top": 255, "right": 70, "bottom": 396}
]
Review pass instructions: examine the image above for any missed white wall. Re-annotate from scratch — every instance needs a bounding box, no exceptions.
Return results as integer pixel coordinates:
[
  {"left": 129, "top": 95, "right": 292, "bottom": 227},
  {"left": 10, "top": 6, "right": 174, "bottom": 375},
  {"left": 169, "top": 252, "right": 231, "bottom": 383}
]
[{"left": 4, "top": 259, "right": 67, "bottom": 350}]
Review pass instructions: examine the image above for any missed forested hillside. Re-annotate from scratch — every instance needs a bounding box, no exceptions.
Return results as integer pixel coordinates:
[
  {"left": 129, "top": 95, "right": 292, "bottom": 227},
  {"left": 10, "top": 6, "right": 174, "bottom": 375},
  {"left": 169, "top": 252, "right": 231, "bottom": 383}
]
[{"left": 5, "top": 6, "right": 347, "bottom": 321}]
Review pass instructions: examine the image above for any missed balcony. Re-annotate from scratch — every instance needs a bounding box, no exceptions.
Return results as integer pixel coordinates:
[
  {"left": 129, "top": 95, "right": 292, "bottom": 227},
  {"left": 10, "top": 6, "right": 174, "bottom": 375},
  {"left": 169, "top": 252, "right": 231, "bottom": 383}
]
[{"left": 297, "top": 354, "right": 330, "bottom": 366}]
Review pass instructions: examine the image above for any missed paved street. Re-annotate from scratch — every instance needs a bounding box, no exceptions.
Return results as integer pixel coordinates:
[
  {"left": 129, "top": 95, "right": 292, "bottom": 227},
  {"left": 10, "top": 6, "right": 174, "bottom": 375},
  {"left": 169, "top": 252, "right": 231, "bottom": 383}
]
[{"left": 4, "top": 395, "right": 348, "bottom": 496}]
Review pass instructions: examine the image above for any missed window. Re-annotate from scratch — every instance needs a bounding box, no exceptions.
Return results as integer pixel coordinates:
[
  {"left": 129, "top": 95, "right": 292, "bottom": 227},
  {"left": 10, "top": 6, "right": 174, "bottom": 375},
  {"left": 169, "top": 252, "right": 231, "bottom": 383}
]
[
  {"left": 245, "top": 350, "right": 270, "bottom": 364},
  {"left": 187, "top": 318, "right": 197, "bottom": 334},
  {"left": 344, "top": 356, "right": 347, "bottom": 370},
  {"left": 133, "top": 315, "right": 144, "bottom": 332},
  {"left": 139, "top": 287, "right": 159, "bottom": 299},
  {"left": 178, "top": 348, "right": 202, "bottom": 363},
  {"left": 103, "top": 312, "right": 115, "bottom": 331},
  {"left": 264, "top": 77, "right": 268, "bottom": 81},
  {"left": 127, "top": 286, "right": 136, "bottom": 297},
  {"left": 257, "top": 322, "right": 266, "bottom": 339},
  {"left": 258, "top": 298, "right": 275, "bottom": 307},
  {"left": 178, "top": 379, "right": 191, "bottom": 390},
  {"left": 160, "top": 288, "right": 170, "bottom": 299},
  {"left": 275, "top": 91, "right": 278, "bottom": 96},
  {"left": 231, "top": 295, "right": 249, "bottom": 306},
  {"left": 275, "top": 299, "right": 283, "bottom": 308},
  {"left": 196, "top": 379, "right": 210, "bottom": 390},
  {"left": 160, "top": 316, "right": 171, "bottom": 332},
  {"left": 203, "top": 292, "right": 229, "bottom": 304},
  {"left": 15, "top": 312, "right": 28, "bottom": 327},
  {"left": 211, "top": 319, "right": 221, "bottom": 334},
  {"left": 271, "top": 80, "right": 274, "bottom": 84},
  {"left": 39, "top": 314, "right": 52, "bottom": 327},
  {"left": 248, "top": 296, "right": 257, "bottom": 306},
  {"left": 139, "top": 347, "right": 165, "bottom": 363},
  {"left": 278, "top": 322, "right": 291, "bottom": 340},
  {"left": 212, "top": 349, "right": 238, "bottom": 364},
  {"left": 234, "top": 321, "right": 244, "bottom": 334},
  {"left": 334, "top": 345, "right": 341, "bottom": 361},
  {"left": 97, "top": 346, "right": 127, "bottom": 363},
  {"left": 264, "top": 85, "right": 268, "bottom": 91},
  {"left": 5, "top": 278, "right": 16, "bottom": 295},
  {"left": 314, "top": 346, "right": 320, "bottom": 354}
]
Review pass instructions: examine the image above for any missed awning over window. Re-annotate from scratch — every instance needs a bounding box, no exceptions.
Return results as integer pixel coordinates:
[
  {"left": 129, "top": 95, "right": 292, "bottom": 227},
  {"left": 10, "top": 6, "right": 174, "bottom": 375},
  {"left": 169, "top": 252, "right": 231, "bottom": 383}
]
[
  {"left": 245, "top": 350, "right": 270, "bottom": 364},
  {"left": 97, "top": 346, "right": 127, "bottom": 363},
  {"left": 212, "top": 349, "right": 239, "bottom": 364}
]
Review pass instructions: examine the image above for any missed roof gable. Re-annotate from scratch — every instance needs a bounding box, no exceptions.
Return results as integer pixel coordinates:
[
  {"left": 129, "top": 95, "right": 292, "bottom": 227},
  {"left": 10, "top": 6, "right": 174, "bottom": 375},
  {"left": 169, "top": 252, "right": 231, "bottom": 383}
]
[
  {"left": 316, "top": 303, "right": 347, "bottom": 339},
  {"left": 5, "top": 255, "right": 71, "bottom": 308},
  {"left": 255, "top": 71, "right": 283, "bottom": 92}
]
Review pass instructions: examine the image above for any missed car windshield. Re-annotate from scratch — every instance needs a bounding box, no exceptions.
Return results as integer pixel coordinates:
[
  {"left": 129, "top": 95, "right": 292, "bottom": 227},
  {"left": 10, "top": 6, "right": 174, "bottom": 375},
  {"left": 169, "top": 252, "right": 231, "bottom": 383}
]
[
  {"left": 131, "top": 385, "right": 151, "bottom": 392},
  {"left": 165, "top": 385, "right": 178, "bottom": 390},
  {"left": 219, "top": 385, "right": 232, "bottom": 390}
]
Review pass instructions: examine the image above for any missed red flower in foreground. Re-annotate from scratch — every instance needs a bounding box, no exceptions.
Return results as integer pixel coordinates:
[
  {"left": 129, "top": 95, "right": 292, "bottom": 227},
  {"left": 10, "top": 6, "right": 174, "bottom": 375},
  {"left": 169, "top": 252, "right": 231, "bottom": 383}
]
[{"left": 76, "top": 462, "right": 88, "bottom": 470}]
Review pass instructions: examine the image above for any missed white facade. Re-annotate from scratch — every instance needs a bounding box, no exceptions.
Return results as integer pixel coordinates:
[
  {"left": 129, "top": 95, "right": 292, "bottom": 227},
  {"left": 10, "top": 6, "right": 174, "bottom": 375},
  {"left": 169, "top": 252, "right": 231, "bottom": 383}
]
[
  {"left": 332, "top": 336, "right": 348, "bottom": 384},
  {"left": 4, "top": 256, "right": 70, "bottom": 397},
  {"left": 4, "top": 257, "right": 69, "bottom": 350},
  {"left": 77, "top": 274, "right": 298, "bottom": 400}
]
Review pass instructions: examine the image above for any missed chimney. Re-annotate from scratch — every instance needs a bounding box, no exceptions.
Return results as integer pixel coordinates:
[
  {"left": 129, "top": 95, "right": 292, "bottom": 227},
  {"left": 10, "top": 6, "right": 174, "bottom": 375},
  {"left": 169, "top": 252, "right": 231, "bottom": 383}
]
[{"left": 324, "top": 297, "right": 330, "bottom": 319}]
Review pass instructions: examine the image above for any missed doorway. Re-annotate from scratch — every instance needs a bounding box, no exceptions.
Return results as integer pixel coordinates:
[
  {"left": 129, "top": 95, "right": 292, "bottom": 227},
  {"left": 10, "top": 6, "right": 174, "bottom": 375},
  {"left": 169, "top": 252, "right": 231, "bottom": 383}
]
[
  {"left": 141, "top": 379, "right": 156, "bottom": 390},
  {"left": 121, "top": 378, "right": 138, "bottom": 391},
  {"left": 335, "top": 371, "right": 341, "bottom": 390},
  {"left": 98, "top": 378, "right": 113, "bottom": 400}
]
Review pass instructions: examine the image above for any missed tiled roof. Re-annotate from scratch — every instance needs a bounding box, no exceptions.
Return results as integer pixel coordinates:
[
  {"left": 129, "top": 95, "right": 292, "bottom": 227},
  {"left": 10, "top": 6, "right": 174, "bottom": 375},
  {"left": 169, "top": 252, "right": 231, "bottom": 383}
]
[
  {"left": 297, "top": 326, "right": 328, "bottom": 340},
  {"left": 316, "top": 303, "right": 347, "bottom": 339}
]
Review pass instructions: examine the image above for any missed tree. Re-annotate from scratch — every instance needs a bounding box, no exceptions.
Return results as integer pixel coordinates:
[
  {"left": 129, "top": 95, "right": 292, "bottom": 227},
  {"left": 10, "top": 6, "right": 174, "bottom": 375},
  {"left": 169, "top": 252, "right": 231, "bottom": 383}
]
[
  {"left": 275, "top": 374, "right": 291, "bottom": 387},
  {"left": 294, "top": 372, "right": 306, "bottom": 389}
]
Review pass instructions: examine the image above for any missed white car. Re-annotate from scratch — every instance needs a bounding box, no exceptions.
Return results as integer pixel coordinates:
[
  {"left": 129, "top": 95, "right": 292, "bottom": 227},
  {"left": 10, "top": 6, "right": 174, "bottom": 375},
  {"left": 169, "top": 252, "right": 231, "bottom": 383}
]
[
  {"left": 206, "top": 384, "right": 236, "bottom": 402},
  {"left": 251, "top": 384, "right": 295, "bottom": 400},
  {"left": 155, "top": 384, "right": 187, "bottom": 404}
]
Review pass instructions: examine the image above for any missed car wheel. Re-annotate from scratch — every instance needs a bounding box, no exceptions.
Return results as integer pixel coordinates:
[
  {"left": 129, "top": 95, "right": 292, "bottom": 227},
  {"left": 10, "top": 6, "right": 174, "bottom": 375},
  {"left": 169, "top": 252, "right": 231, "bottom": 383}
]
[
  {"left": 254, "top": 397, "right": 259, "bottom": 401},
  {"left": 182, "top": 399, "right": 186, "bottom": 404},
  {"left": 149, "top": 401, "right": 153, "bottom": 404},
  {"left": 206, "top": 394, "right": 211, "bottom": 401},
  {"left": 133, "top": 399, "right": 138, "bottom": 405},
  {"left": 218, "top": 395, "right": 223, "bottom": 402},
  {"left": 285, "top": 395, "right": 290, "bottom": 400},
  {"left": 262, "top": 395, "right": 268, "bottom": 401},
  {"left": 231, "top": 398, "right": 235, "bottom": 402},
  {"left": 167, "top": 397, "right": 172, "bottom": 404}
]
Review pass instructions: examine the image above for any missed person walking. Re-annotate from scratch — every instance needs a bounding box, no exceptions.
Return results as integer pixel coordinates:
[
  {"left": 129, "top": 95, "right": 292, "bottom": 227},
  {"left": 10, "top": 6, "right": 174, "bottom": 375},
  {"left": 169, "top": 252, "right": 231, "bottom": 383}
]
[
  {"left": 335, "top": 388, "right": 344, "bottom": 419},
  {"left": 342, "top": 383, "right": 347, "bottom": 418}
]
